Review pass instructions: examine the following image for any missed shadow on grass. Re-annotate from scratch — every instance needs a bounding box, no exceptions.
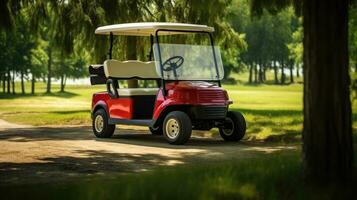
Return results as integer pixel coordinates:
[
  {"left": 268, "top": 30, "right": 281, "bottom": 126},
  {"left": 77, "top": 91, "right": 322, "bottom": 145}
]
[
  {"left": 0, "top": 150, "right": 180, "bottom": 184},
  {"left": 0, "top": 151, "right": 300, "bottom": 199},
  {"left": 0, "top": 119, "right": 355, "bottom": 199},
  {"left": 235, "top": 108, "right": 302, "bottom": 117},
  {"left": 0, "top": 125, "right": 262, "bottom": 149},
  {"left": 0, "top": 91, "right": 78, "bottom": 99},
  {"left": 49, "top": 109, "right": 90, "bottom": 115},
  {"left": 229, "top": 108, "right": 303, "bottom": 143},
  {"left": 236, "top": 108, "right": 357, "bottom": 143},
  {"left": 0, "top": 150, "right": 356, "bottom": 200},
  {"left": 242, "top": 81, "right": 302, "bottom": 86},
  {"left": 44, "top": 91, "right": 78, "bottom": 98},
  {"left": 221, "top": 77, "right": 238, "bottom": 85},
  {"left": 0, "top": 125, "right": 298, "bottom": 187}
]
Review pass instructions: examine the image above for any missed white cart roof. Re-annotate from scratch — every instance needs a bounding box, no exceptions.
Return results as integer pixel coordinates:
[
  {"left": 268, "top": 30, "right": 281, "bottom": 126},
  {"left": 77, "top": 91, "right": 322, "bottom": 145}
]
[{"left": 95, "top": 22, "right": 214, "bottom": 36}]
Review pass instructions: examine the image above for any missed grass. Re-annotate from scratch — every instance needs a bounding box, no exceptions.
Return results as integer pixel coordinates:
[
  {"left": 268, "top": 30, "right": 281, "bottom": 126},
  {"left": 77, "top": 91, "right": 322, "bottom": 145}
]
[
  {"left": 1, "top": 150, "right": 356, "bottom": 200},
  {"left": 0, "top": 83, "right": 104, "bottom": 126},
  {"left": 0, "top": 73, "right": 356, "bottom": 143},
  {"left": 1, "top": 73, "right": 357, "bottom": 199}
]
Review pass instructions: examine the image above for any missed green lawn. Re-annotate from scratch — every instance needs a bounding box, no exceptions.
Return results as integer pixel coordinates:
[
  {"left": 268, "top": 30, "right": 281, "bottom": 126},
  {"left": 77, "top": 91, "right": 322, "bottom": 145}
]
[
  {"left": 0, "top": 83, "right": 104, "bottom": 126},
  {"left": 1, "top": 151, "right": 356, "bottom": 200},
  {"left": 1, "top": 75, "right": 357, "bottom": 199},
  {"left": 0, "top": 75, "right": 356, "bottom": 143}
]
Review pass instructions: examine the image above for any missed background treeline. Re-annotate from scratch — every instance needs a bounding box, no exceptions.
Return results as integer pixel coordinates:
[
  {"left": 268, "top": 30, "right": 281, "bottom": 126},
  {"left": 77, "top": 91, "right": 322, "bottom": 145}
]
[{"left": 0, "top": 0, "right": 356, "bottom": 94}]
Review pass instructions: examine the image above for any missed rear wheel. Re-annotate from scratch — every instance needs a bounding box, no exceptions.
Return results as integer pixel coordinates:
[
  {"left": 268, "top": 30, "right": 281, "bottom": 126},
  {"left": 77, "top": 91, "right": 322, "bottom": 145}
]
[
  {"left": 149, "top": 126, "right": 163, "bottom": 135},
  {"left": 93, "top": 109, "right": 115, "bottom": 138},
  {"left": 163, "top": 111, "right": 192, "bottom": 145},
  {"left": 219, "top": 111, "right": 246, "bottom": 141}
]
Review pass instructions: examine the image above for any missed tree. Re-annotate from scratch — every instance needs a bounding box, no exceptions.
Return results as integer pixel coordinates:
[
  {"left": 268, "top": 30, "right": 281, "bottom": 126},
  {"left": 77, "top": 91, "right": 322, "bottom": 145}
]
[
  {"left": 302, "top": 0, "right": 352, "bottom": 181},
  {"left": 53, "top": 54, "right": 87, "bottom": 92},
  {"left": 231, "top": 1, "right": 295, "bottom": 84},
  {"left": 349, "top": 5, "right": 357, "bottom": 72},
  {"left": 0, "top": 10, "right": 34, "bottom": 95},
  {"left": 1, "top": 0, "right": 245, "bottom": 87},
  {"left": 29, "top": 40, "right": 47, "bottom": 94},
  {"left": 288, "top": 21, "right": 303, "bottom": 78},
  {"left": 250, "top": 0, "right": 354, "bottom": 181},
  {"left": 13, "top": 13, "right": 35, "bottom": 94},
  {"left": 169, "top": 0, "right": 246, "bottom": 79},
  {"left": 1, "top": 1, "right": 70, "bottom": 95},
  {"left": 0, "top": 31, "right": 10, "bottom": 93},
  {"left": 38, "top": 7, "right": 58, "bottom": 94}
]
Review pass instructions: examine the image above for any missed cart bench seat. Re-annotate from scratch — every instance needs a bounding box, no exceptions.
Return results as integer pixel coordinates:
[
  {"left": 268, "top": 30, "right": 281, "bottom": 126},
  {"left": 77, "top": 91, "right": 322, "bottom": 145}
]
[
  {"left": 117, "top": 88, "right": 159, "bottom": 96},
  {"left": 104, "top": 60, "right": 160, "bottom": 79}
]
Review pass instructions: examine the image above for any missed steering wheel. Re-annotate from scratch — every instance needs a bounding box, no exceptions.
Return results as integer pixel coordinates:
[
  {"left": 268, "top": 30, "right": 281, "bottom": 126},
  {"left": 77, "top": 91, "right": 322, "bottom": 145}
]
[{"left": 162, "top": 56, "right": 184, "bottom": 72}]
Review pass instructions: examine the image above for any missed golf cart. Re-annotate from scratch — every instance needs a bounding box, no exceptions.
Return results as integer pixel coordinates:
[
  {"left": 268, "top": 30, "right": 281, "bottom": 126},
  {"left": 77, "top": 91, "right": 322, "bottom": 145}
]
[{"left": 89, "top": 22, "right": 246, "bottom": 145}]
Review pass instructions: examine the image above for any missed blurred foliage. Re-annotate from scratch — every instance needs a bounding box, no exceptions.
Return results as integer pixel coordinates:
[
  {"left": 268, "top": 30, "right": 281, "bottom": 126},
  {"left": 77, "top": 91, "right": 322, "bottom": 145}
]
[
  {"left": 287, "top": 18, "right": 302, "bottom": 65},
  {"left": 228, "top": 0, "right": 298, "bottom": 84},
  {"left": 350, "top": 4, "right": 357, "bottom": 73},
  {"left": 0, "top": 0, "right": 357, "bottom": 90},
  {"left": 1, "top": 0, "right": 247, "bottom": 87}
]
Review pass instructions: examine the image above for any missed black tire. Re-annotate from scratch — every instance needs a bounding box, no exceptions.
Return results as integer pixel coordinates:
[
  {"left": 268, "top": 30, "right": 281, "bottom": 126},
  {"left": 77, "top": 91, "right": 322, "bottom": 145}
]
[
  {"left": 219, "top": 111, "right": 246, "bottom": 141},
  {"left": 163, "top": 111, "right": 192, "bottom": 145},
  {"left": 92, "top": 109, "right": 115, "bottom": 138},
  {"left": 149, "top": 126, "right": 163, "bottom": 135}
]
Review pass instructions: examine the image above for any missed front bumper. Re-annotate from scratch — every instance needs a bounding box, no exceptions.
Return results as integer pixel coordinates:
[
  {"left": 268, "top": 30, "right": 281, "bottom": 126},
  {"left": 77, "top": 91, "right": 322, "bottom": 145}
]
[{"left": 190, "top": 106, "right": 227, "bottom": 120}]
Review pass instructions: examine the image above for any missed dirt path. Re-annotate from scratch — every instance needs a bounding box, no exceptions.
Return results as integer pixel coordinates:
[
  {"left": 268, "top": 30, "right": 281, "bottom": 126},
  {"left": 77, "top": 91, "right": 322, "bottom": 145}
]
[
  {"left": 0, "top": 119, "right": 296, "bottom": 185},
  {"left": 0, "top": 119, "right": 32, "bottom": 129}
]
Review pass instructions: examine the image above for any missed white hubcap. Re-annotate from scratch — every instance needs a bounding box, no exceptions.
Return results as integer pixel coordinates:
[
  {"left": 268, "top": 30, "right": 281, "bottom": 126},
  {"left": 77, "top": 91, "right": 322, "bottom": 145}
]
[
  {"left": 222, "top": 118, "right": 234, "bottom": 136},
  {"left": 94, "top": 115, "right": 104, "bottom": 133},
  {"left": 166, "top": 119, "right": 180, "bottom": 139}
]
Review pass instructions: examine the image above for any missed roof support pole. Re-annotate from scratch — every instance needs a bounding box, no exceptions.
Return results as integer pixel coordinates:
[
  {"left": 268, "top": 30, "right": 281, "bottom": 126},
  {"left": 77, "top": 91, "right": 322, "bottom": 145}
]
[
  {"left": 155, "top": 30, "right": 166, "bottom": 96},
  {"left": 149, "top": 34, "right": 154, "bottom": 61},
  {"left": 109, "top": 32, "right": 113, "bottom": 59},
  {"left": 208, "top": 33, "right": 221, "bottom": 87}
]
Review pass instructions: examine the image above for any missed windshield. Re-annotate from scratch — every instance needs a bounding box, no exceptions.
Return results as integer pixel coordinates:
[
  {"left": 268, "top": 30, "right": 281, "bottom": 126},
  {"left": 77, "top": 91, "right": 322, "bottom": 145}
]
[{"left": 153, "top": 43, "right": 224, "bottom": 80}]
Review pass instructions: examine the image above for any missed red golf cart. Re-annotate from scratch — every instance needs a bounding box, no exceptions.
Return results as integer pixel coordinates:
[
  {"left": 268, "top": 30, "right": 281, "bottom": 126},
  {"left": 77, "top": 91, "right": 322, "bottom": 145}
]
[{"left": 89, "top": 22, "right": 246, "bottom": 145}]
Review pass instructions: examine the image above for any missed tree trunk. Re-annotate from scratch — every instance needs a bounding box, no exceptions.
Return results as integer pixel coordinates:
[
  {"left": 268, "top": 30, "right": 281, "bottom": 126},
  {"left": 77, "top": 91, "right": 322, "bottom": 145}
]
[
  {"left": 12, "top": 70, "right": 15, "bottom": 94},
  {"left": 31, "top": 74, "right": 35, "bottom": 95},
  {"left": 2, "top": 74, "right": 5, "bottom": 93},
  {"left": 274, "top": 61, "right": 279, "bottom": 84},
  {"left": 46, "top": 47, "right": 52, "bottom": 93},
  {"left": 302, "top": 0, "right": 352, "bottom": 181},
  {"left": 258, "top": 64, "right": 261, "bottom": 83},
  {"left": 126, "top": 36, "right": 138, "bottom": 88},
  {"left": 280, "top": 62, "right": 285, "bottom": 84},
  {"left": 7, "top": 70, "right": 10, "bottom": 94},
  {"left": 258, "top": 64, "right": 263, "bottom": 83},
  {"left": 254, "top": 64, "right": 258, "bottom": 83},
  {"left": 263, "top": 65, "right": 266, "bottom": 82},
  {"left": 290, "top": 64, "right": 294, "bottom": 83},
  {"left": 60, "top": 74, "right": 65, "bottom": 92},
  {"left": 21, "top": 70, "right": 25, "bottom": 94},
  {"left": 248, "top": 65, "right": 253, "bottom": 83},
  {"left": 296, "top": 64, "right": 300, "bottom": 78}
]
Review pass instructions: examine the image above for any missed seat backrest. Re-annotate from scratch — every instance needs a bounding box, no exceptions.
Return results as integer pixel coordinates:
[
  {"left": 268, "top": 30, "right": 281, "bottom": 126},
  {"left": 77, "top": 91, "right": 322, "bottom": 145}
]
[
  {"left": 117, "top": 88, "right": 159, "bottom": 96},
  {"left": 104, "top": 60, "right": 160, "bottom": 79}
]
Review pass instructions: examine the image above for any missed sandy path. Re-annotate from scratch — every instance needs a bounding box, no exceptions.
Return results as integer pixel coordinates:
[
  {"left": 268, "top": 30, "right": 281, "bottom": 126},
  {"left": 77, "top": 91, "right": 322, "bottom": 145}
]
[
  {"left": 0, "top": 119, "right": 32, "bottom": 129},
  {"left": 0, "top": 119, "right": 296, "bottom": 185}
]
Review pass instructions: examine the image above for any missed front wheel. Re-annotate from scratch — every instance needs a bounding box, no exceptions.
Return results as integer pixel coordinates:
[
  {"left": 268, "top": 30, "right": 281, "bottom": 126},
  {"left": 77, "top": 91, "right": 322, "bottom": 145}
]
[
  {"left": 163, "top": 111, "right": 192, "bottom": 145},
  {"left": 219, "top": 111, "right": 246, "bottom": 141},
  {"left": 92, "top": 109, "right": 115, "bottom": 138}
]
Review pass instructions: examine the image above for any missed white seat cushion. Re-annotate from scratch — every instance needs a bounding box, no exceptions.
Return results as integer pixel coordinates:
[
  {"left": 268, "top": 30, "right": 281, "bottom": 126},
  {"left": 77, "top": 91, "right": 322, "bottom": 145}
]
[
  {"left": 117, "top": 88, "right": 159, "bottom": 96},
  {"left": 104, "top": 60, "right": 160, "bottom": 79}
]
